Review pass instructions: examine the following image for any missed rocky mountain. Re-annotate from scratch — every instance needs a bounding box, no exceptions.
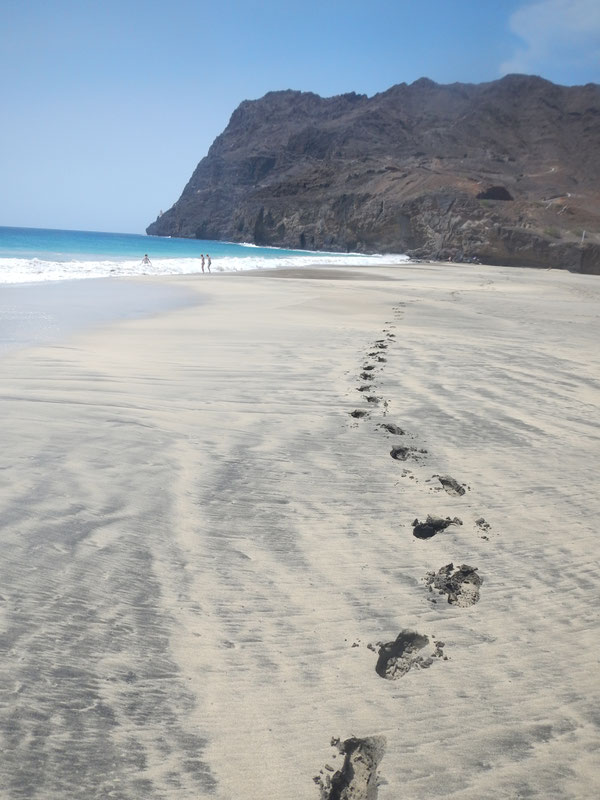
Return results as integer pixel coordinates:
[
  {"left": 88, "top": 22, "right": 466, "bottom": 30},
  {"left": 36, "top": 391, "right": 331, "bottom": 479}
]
[{"left": 147, "top": 75, "right": 600, "bottom": 272}]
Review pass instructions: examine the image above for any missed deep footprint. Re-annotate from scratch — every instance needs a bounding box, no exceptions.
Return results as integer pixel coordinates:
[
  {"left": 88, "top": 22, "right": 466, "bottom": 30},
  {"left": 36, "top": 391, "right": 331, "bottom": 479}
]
[
  {"left": 390, "top": 445, "right": 426, "bottom": 461},
  {"left": 435, "top": 475, "right": 466, "bottom": 496},
  {"left": 315, "top": 736, "right": 386, "bottom": 800},
  {"left": 412, "top": 515, "right": 463, "bottom": 539},
  {"left": 390, "top": 446, "right": 412, "bottom": 460},
  {"left": 375, "top": 631, "right": 446, "bottom": 679},
  {"left": 366, "top": 396, "right": 380, "bottom": 404},
  {"left": 380, "top": 423, "right": 405, "bottom": 435},
  {"left": 357, "top": 385, "right": 373, "bottom": 392},
  {"left": 425, "top": 563, "right": 483, "bottom": 606},
  {"left": 349, "top": 410, "right": 369, "bottom": 419}
]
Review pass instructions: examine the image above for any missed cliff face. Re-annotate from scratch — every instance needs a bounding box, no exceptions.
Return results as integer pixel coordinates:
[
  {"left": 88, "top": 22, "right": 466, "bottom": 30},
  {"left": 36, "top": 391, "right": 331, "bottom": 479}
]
[{"left": 147, "top": 75, "right": 600, "bottom": 272}]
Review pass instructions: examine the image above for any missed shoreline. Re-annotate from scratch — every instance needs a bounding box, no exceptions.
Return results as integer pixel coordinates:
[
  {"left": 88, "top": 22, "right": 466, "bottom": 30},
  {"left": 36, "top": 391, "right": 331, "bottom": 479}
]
[
  {"left": 1, "top": 263, "right": 598, "bottom": 798},
  {"left": 3, "top": 247, "right": 595, "bottom": 293}
]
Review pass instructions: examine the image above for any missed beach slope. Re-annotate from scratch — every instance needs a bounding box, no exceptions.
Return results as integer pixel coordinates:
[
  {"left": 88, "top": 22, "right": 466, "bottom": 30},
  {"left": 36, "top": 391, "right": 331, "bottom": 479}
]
[{"left": 0, "top": 263, "right": 598, "bottom": 799}]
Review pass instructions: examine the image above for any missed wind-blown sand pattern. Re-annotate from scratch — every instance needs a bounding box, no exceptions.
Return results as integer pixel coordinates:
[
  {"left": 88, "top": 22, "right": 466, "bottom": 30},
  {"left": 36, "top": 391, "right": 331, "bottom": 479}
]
[{"left": 1, "top": 262, "right": 599, "bottom": 799}]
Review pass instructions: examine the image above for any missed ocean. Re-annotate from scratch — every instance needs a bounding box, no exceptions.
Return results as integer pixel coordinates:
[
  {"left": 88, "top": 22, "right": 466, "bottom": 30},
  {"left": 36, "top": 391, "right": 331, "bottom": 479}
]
[{"left": 0, "top": 226, "right": 409, "bottom": 284}]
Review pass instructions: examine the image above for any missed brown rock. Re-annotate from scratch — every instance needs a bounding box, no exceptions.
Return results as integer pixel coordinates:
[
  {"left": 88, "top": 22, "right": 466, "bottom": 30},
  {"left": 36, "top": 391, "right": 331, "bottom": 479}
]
[{"left": 148, "top": 75, "right": 600, "bottom": 273}]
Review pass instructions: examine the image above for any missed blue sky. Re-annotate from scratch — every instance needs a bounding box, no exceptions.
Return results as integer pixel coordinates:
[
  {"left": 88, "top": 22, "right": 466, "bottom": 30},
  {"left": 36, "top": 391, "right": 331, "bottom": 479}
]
[{"left": 1, "top": 0, "right": 599, "bottom": 234}]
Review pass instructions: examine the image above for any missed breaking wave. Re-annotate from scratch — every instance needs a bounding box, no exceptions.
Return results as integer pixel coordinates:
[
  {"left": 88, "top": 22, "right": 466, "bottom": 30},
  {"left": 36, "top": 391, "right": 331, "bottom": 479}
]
[{"left": 0, "top": 252, "right": 410, "bottom": 285}]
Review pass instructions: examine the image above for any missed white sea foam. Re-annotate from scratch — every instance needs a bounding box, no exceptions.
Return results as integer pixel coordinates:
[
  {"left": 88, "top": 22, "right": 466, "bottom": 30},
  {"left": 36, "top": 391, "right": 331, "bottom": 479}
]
[{"left": 0, "top": 253, "right": 410, "bottom": 285}]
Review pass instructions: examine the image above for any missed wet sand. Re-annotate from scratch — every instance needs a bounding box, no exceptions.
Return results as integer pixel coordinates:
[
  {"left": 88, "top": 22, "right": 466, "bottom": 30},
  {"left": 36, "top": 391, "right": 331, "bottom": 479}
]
[
  {"left": 0, "top": 263, "right": 599, "bottom": 799},
  {"left": 0, "top": 278, "right": 194, "bottom": 355}
]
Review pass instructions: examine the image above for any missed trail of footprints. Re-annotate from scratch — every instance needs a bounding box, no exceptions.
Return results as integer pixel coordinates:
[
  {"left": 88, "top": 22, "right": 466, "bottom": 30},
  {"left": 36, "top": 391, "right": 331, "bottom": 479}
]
[{"left": 317, "top": 303, "right": 495, "bottom": 798}]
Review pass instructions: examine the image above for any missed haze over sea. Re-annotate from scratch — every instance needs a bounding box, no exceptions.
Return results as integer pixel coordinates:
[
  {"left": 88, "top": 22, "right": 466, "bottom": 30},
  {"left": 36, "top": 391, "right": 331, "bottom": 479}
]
[{"left": 0, "top": 226, "right": 408, "bottom": 284}]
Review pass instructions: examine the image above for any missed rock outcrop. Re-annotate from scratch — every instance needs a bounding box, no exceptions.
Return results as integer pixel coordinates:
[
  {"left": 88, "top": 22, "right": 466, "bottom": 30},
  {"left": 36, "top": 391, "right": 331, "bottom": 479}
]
[{"left": 147, "top": 75, "right": 600, "bottom": 272}]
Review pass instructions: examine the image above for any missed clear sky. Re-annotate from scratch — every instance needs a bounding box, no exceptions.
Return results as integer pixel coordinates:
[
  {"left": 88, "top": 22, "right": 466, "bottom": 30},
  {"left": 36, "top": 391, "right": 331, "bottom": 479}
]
[{"left": 1, "top": 0, "right": 599, "bottom": 234}]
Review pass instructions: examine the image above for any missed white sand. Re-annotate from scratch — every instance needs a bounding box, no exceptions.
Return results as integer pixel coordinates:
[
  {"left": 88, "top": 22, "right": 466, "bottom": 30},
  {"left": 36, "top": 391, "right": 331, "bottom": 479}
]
[{"left": 0, "top": 263, "right": 598, "bottom": 799}]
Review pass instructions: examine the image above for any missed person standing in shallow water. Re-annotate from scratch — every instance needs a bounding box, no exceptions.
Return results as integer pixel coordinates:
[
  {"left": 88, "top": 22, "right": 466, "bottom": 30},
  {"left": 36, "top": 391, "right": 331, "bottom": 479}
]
[
  {"left": 206, "top": 254, "right": 211, "bottom": 273},
  {"left": 200, "top": 254, "right": 205, "bottom": 273},
  {"left": 141, "top": 254, "right": 151, "bottom": 266}
]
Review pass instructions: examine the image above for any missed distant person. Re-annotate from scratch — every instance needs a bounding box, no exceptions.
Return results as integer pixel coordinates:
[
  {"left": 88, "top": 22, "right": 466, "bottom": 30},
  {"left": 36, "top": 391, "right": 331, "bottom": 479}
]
[
  {"left": 206, "top": 254, "right": 211, "bottom": 273},
  {"left": 201, "top": 254, "right": 205, "bottom": 273},
  {"left": 141, "top": 253, "right": 152, "bottom": 266}
]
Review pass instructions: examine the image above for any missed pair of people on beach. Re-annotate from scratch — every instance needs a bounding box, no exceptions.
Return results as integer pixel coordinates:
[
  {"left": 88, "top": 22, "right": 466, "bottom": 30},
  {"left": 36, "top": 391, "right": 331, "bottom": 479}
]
[{"left": 141, "top": 253, "right": 212, "bottom": 273}]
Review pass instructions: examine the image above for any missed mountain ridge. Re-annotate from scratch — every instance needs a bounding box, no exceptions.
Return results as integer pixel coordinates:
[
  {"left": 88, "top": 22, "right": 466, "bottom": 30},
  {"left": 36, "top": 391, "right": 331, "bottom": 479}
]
[{"left": 147, "top": 75, "right": 600, "bottom": 272}]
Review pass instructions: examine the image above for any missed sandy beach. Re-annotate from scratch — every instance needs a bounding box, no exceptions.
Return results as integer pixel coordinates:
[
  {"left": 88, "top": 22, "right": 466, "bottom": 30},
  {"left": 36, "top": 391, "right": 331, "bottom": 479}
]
[{"left": 1, "top": 262, "right": 599, "bottom": 799}]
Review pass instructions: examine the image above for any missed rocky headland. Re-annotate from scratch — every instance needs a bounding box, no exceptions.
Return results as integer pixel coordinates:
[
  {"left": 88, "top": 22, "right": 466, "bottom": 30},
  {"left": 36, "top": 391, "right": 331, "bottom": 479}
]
[{"left": 147, "top": 75, "right": 600, "bottom": 272}]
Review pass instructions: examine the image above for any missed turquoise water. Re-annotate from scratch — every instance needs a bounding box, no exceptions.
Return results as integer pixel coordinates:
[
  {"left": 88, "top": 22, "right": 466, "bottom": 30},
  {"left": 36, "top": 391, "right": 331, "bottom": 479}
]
[
  {"left": 0, "top": 226, "right": 408, "bottom": 284},
  {"left": 0, "top": 226, "right": 317, "bottom": 261}
]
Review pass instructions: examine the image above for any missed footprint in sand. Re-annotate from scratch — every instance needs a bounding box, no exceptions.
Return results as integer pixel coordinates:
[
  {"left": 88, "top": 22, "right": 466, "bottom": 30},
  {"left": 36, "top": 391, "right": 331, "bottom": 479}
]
[
  {"left": 433, "top": 474, "right": 467, "bottom": 496},
  {"left": 314, "top": 736, "right": 386, "bottom": 800},
  {"left": 412, "top": 515, "right": 463, "bottom": 539},
  {"left": 349, "top": 410, "right": 369, "bottom": 419},
  {"left": 366, "top": 396, "right": 381, "bottom": 404},
  {"left": 425, "top": 563, "right": 483, "bottom": 606},
  {"left": 373, "top": 631, "right": 447, "bottom": 679},
  {"left": 379, "top": 423, "right": 405, "bottom": 435},
  {"left": 356, "top": 385, "right": 373, "bottom": 393},
  {"left": 361, "top": 365, "right": 376, "bottom": 372},
  {"left": 390, "top": 446, "right": 412, "bottom": 460},
  {"left": 376, "top": 356, "right": 387, "bottom": 363},
  {"left": 475, "top": 517, "right": 492, "bottom": 540},
  {"left": 360, "top": 372, "right": 375, "bottom": 381},
  {"left": 390, "top": 445, "right": 427, "bottom": 461}
]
